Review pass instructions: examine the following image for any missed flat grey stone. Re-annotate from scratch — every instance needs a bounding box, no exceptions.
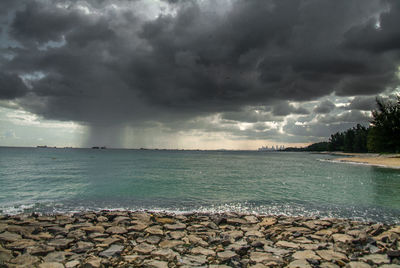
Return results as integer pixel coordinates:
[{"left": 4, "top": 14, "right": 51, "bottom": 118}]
[{"left": 99, "top": 244, "right": 124, "bottom": 257}]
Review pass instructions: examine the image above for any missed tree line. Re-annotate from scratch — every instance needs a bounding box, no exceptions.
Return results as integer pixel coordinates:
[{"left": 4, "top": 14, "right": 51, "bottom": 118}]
[{"left": 284, "top": 96, "right": 400, "bottom": 153}]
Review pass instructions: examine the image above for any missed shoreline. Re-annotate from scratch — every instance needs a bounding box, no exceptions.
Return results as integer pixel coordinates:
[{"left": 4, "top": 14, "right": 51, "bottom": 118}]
[
  {"left": 335, "top": 154, "right": 400, "bottom": 169},
  {"left": 317, "top": 152, "right": 400, "bottom": 169},
  {"left": 1, "top": 211, "right": 399, "bottom": 267}
]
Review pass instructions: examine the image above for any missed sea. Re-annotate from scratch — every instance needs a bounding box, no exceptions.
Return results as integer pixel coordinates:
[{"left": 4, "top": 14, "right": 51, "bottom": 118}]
[{"left": 1, "top": 147, "right": 399, "bottom": 223}]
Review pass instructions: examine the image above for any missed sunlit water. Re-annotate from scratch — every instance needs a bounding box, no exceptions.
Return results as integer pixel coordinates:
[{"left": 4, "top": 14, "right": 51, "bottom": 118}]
[{"left": 1, "top": 147, "right": 400, "bottom": 222}]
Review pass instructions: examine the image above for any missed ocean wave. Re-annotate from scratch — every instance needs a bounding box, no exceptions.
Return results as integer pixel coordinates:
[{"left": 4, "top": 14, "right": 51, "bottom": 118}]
[
  {"left": 317, "top": 158, "right": 400, "bottom": 169},
  {"left": 1, "top": 201, "right": 398, "bottom": 224}
]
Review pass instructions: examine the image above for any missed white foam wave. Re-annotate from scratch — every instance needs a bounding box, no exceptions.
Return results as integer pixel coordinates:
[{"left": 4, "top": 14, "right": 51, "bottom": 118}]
[{"left": 317, "top": 158, "right": 400, "bottom": 169}]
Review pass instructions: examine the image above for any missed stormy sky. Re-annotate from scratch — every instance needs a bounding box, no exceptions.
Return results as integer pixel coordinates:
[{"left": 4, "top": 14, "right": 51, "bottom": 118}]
[{"left": 0, "top": 0, "right": 399, "bottom": 149}]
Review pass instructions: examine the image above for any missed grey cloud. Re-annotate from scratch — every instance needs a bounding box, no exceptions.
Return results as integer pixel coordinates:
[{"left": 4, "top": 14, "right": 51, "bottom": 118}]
[
  {"left": 318, "top": 110, "right": 371, "bottom": 125},
  {"left": 1, "top": 0, "right": 399, "bottom": 144},
  {"left": 314, "top": 100, "right": 336, "bottom": 114},
  {"left": 344, "top": 96, "right": 377, "bottom": 111},
  {"left": 10, "top": 2, "right": 82, "bottom": 44},
  {"left": 344, "top": 0, "right": 400, "bottom": 53},
  {"left": 221, "top": 107, "right": 281, "bottom": 123},
  {"left": 283, "top": 120, "right": 361, "bottom": 139},
  {"left": 0, "top": 72, "right": 28, "bottom": 100},
  {"left": 272, "top": 102, "right": 309, "bottom": 116}
]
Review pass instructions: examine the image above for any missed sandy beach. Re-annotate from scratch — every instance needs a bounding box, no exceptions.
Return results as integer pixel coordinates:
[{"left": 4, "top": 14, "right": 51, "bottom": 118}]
[
  {"left": 333, "top": 153, "right": 400, "bottom": 169},
  {"left": 1, "top": 211, "right": 400, "bottom": 267}
]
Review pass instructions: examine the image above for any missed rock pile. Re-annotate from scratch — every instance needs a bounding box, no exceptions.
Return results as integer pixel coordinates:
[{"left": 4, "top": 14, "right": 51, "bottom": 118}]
[{"left": 0, "top": 211, "right": 399, "bottom": 267}]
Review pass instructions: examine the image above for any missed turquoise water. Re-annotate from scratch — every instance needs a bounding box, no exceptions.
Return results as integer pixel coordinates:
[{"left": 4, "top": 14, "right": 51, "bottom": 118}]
[{"left": 0, "top": 147, "right": 399, "bottom": 222}]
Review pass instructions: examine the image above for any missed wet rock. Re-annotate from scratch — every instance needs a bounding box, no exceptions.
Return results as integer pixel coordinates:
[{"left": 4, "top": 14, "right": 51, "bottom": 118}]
[
  {"left": 259, "top": 217, "right": 277, "bottom": 227},
  {"left": 292, "top": 250, "right": 321, "bottom": 260},
  {"left": 133, "top": 243, "right": 156, "bottom": 254},
  {"left": 244, "top": 215, "right": 259, "bottom": 224},
  {"left": 146, "top": 235, "right": 161, "bottom": 244},
  {"left": 0, "top": 224, "right": 7, "bottom": 232},
  {"left": 106, "top": 226, "right": 127, "bottom": 234},
  {"left": 83, "top": 257, "right": 102, "bottom": 268},
  {"left": 360, "top": 254, "right": 390, "bottom": 265},
  {"left": 143, "top": 259, "right": 169, "bottom": 268},
  {"left": 250, "top": 252, "right": 281, "bottom": 263},
  {"left": 82, "top": 225, "right": 105, "bottom": 233},
  {"left": 287, "top": 259, "right": 312, "bottom": 268},
  {"left": 389, "top": 226, "right": 400, "bottom": 234},
  {"left": 206, "top": 221, "right": 219, "bottom": 229},
  {"left": 191, "top": 246, "right": 216, "bottom": 256},
  {"left": 230, "top": 243, "right": 250, "bottom": 256},
  {"left": 275, "top": 240, "right": 300, "bottom": 249},
  {"left": 99, "top": 244, "right": 124, "bottom": 257},
  {"left": 146, "top": 226, "right": 164, "bottom": 235},
  {"left": 164, "top": 223, "right": 186, "bottom": 230},
  {"left": 179, "top": 254, "right": 207, "bottom": 266},
  {"left": 169, "top": 231, "right": 185, "bottom": 240},
  {"left": 71, "top": 241, "right": 94, "bottom": 253},
  {"left": 320, "top": 262, "right": 340, "bottom": 268},
  {"left": 0, "top": 211, "right": 398, "bottom": 268},
  {"left": 128, "top": 222, "right": 148, "bottom": 231},
  {"left": 246, "top": 230, "right": 264, "bottom": 237},
  {"left": 332, "top": 233, "right": 354, "bottom": 243},
  {"left": 38, "top": 262, "right": 65, "bottom": 268},
  {"left": 123, "top": 254, "right": 140, "bottom": 263},
  {"left": 97, "top": 216, "right": 108, "bottom": 222},
  {"left": 0, "top": 246, "right": 13, "bottom": 264},
  {"left": 113, "top": 216, "right": 130, "bottom": 225},
  {"left": 156, "top": 217, "right": 175, "bottom": 224},
  {"left": 36, "top": 232, "right": 54, "bottom": 240},
  {"left": 27, "top": 244, "right": 55, "bottom": 256},
  {"left": 187, "top": 234, "right": 208, "bottom": 246},
  {"left": 65, "top": 260, "right": 80, "bottom": 268},
  {"left": 263, "top": 244, "right": 290, "bottom": 256},
  {"left": 159, "top": 239, "right": 184, "bottom": 248},
  {"left": 44, "top": 252, "right": 66, "bottom": 263},
  {"left": 223, "top": 230, "right": 244, "bottom": 240},
  {"left": 0, "top": 231, "right": 21, "bottom": 242},
  {"left": 47, "top": 238, "right": 74, "bottom": 249},
  {"left": 98, "top": 237, "right": 120, "bottom": 246},
  {"left": 48, "top": 226, "right": 68, "bottom": 236},
  {"left": 5, "top": 239, "right": 37, "bottom": 250},
  {"left": 67, "top": 229, "right": 86, "bottom": 240},
  {"left": 8, "top": 253, "right": 39, "bottom": 266},
  {"left": 388, "top": 250, "right": 400, "bottom": 258},
  {"left": 227, "top": 218, "right": 247, "bottom": 225},
  {"left": 151, "top": 248, "right": 179, "bottom": 261},
  {"left": 251, "top": 240, "right": 265, "bottom": 247},
  {"left": 346, "top": 262, "right": 371, "bottom": 268},
  {"left": 6, "top": 225, "right": 35, "bottom": 236},
  {"left": 316, "top": 250, "right": 348, "bottom": 262},
  {"left": 217, "top": 250, "right": 237, "bottom": 261}
]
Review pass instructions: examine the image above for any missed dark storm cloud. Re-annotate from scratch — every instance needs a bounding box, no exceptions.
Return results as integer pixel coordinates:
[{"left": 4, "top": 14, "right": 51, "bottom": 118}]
[
  {"left": 314, "top": 100, "right": 336, "bottom": 114},
  {"left": 344, "top": 0, "right": 400, "bottom": 54},
  {"left": 1, "top": 0, "right": 399, "bottom": 142},
  {"left": 318, "top": 111, "right": 371, "bottom": 125},
  {"left": 0, "top": 72, "right": 28, "bottom": 99},
  {"left": 344, "top": 96, "right": 378, "bottom": 111},
  {"left": 272, "top": 102, "right": 309, "bottom": 116},
  {"left": 10, "top": 2, "right": 82, "bottom": 44}
]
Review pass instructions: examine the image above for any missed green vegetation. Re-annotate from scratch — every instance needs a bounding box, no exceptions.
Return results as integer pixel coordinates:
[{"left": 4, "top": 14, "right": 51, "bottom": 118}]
[
  {"left": 284, "top": 96, "right": 400, "bottom": 153},
  {"left": 327, "top": 124, "right": 368, "bottom": 153},
  {"left": 367, "top": 96, "right": 400, "bottom": 153}
]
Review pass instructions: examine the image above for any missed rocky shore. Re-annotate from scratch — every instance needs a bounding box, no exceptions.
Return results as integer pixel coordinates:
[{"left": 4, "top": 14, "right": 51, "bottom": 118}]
[{"left": 0, "top": 211, "right": 399, "bottom": 268}]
